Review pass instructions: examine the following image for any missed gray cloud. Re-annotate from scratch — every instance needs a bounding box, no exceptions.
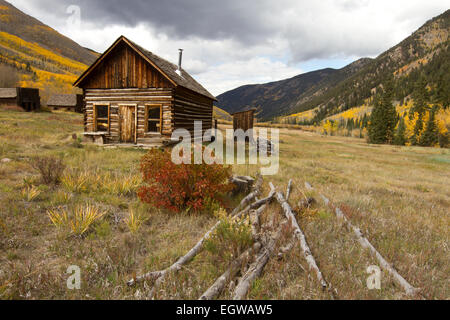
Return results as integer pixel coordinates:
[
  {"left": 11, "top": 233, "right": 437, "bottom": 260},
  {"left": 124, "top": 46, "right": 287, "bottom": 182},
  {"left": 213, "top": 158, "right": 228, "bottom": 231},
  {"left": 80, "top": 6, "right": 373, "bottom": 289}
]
[
  {"left": 6, "top": 0, "right": 450, "bottom": 94},
  {"left": 30, "top": 0, "right": 279, "bottom": 44},
  {"left": 21, "top": 0, "right": 448, "bottom": 62}
]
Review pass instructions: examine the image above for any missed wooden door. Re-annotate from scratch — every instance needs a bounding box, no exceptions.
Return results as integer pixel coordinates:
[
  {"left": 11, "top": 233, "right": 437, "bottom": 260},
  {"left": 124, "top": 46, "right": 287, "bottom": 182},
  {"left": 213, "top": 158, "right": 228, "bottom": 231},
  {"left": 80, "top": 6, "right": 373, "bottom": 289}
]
[{"left": 119, "top": 106, "right": 136, "bottom": 143}]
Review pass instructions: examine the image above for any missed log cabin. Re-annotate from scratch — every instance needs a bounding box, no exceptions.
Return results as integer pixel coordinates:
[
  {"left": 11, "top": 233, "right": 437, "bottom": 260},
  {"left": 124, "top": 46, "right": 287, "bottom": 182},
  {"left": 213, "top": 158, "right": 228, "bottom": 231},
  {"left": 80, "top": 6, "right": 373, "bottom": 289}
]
[
  {"left": 74, "top": 36, "right": 216, "bottom": 146},
  {"left": 47, "top": 94, "right": 83, "bottom": 113},
  {"left": 0, "top": 87, "right": 40, "bottom": 111}
]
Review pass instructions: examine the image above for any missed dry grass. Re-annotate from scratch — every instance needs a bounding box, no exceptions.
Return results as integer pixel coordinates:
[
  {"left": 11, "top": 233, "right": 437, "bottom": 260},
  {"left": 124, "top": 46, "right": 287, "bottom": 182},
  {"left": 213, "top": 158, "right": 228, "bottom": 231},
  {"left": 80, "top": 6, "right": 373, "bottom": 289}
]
[{"left": 0, "top": 109, "right": 448, "bottom": 300}]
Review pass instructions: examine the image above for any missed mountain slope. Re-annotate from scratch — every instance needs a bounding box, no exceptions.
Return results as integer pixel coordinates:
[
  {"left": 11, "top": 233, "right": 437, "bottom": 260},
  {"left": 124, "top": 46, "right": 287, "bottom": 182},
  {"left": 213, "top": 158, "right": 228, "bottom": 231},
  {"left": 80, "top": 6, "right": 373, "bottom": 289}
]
[
  {"left": 0, "top": 0, "right": 97, "bottom": 65},
  {"left": 217, "top": 58, "right": 371, "bottom": 120},
  {"left": 217, "top": 9, "right": 449, "bottom": 122},
  {"left": 0, "top": 0, "right": 98, "bottom": 101}
]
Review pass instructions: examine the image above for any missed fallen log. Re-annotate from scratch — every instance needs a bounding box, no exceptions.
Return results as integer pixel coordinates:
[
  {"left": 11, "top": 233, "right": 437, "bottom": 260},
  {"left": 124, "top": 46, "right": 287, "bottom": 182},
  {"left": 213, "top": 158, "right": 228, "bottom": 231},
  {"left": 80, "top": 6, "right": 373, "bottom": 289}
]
[
  {"left": 249, "top": 210, "right": 260, "bottom": 241},
  {"left": 270, "top": 182, "right": 328, "bottom": 289},
  {"left": 200, "top": 204, "right": 269, "bottom": 300},
  {"left": 234, "top": 190, "right": 275, "bottom": 226},
  {"left": 128, "top": 177, "right": 263, "bottom": 288},
  {"left": 306, "top": 182, "right": 418, "bottom": 296},
  {"left": 232, "top": 220, "right": 285, "bottom": 300},
  {"left": 231, "top": 175, "right": 263, "bottom": 216},
  {"left": 127, "top": 220, "right": 221, "bottom": 287},
  {"left": 230, "top": 176, "right": 255, "bottom": 195},
  {"left": 278, "top": 197, "right": 315, "bottom": 260},
  {"left": 286, "top": 179, "right": 293, "bottom": 201},
  {"left": 199, "top": 242, "right": 262, "bottom": 300}
]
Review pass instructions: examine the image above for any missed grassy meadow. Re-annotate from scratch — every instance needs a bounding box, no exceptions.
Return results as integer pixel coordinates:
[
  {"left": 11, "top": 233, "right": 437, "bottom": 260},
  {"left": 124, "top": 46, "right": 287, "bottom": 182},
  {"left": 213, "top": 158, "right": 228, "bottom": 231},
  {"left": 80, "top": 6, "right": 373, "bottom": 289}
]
[{"left": 0, "top": 108, "right": 448, "bottom": 300}]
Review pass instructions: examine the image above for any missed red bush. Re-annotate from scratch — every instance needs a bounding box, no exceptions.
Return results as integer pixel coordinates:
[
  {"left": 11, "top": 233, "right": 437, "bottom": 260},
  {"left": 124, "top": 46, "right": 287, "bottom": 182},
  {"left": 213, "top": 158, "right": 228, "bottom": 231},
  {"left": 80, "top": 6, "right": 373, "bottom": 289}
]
[{"left": 138, "top": 148, "right": 233, "bottom": 212}]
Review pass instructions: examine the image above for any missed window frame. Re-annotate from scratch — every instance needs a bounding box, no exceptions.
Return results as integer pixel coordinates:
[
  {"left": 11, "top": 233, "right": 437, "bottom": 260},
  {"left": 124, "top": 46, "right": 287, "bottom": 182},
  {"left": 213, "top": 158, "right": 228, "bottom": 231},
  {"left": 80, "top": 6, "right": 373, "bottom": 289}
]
[
  {"left": 145, "top": 104, "right": 162, "bottom": 134},
  {"left": 93, "top": 103, "right": 110, "bottom": 133}
]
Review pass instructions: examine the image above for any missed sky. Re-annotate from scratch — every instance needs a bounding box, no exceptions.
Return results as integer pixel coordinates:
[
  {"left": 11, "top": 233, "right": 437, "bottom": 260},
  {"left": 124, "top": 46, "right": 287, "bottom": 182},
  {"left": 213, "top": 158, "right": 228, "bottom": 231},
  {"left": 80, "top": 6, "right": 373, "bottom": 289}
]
[{"left": 7, "top": 0, "right": 449, "bottom": 96}]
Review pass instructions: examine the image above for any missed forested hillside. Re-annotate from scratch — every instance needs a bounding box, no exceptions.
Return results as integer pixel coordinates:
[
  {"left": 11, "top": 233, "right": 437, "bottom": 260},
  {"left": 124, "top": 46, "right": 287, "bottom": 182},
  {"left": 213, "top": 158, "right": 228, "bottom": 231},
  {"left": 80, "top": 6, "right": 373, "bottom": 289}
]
[
  {"left": 218, "top": 10, "right": 449, "bottom": 125},
  {"left": 0, "top": 0, "right": 98, "bottom": 103},
  {"left": 217, "top": 58, "right": 371, "bottom": 120}
]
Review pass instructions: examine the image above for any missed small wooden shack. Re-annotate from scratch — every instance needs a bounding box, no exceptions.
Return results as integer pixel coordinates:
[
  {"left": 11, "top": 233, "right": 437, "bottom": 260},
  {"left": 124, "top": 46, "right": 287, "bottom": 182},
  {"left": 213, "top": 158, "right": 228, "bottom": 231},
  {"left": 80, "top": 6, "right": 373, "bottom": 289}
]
[
  {"left": 232, "top": 109, "right": 256, "bottom": 132},
  {"left": 0, "top": 87, "right": 40, "bottom": 111},
  {"left": 47, "top": 94, "right": 83, "bottom": 113},
  {"left": 74, "top": 36, "right": 216, "bottom": 146}
]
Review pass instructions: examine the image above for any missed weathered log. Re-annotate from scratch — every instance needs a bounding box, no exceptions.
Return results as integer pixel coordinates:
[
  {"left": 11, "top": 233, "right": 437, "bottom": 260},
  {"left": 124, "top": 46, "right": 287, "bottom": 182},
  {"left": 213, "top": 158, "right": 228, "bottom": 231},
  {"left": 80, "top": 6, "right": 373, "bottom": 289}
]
[
  {"left": 249, "top": 190, "right": 275, "bottom": 210},
  {"left": 231, "top": 175, "right": 263, "bottom": 216},
  {"left": 278, "top": 196, "right": 315, "bottom": 260},
  {"left": 230, "top": 177, "right": 250, "bottom": 195},
  {"left": 234, "top": 189, "right": 275, "bottom": 225},
  {"left": 249, "top": 210, "right": 260, "bottom": 241},
  {"left": 286, "top": 179, "right": 293, "bottom": 201},
  {"left": 128, "top": 176, "right": 263, "bottom": 289},
  {"left": 232, "top": 222, "right": 284, "bottom": 300},
  {"left": 270, "top": 182, "right": 328, "bottom": 289},
  {"left": 127, "top": 219, "right": 221, "bottom": 287},
  {"left": 200, "top": 204, "right": 268, "bottom": 300},
  {"left": 307, "top": 182, "right": 418, "bottom": 296},
  {"left": 199, "top": 242, "right": 262, "bottom": 300}
]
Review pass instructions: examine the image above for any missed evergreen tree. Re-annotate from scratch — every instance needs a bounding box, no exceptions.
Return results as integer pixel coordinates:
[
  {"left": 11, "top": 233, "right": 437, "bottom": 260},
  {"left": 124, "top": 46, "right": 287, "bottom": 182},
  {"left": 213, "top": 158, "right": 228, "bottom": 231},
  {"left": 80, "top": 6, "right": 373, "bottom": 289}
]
[
  {"left": 420, "top": 107, "right": 439, "bottom": 147},
  {"left": 410, "top": 75, "right": 429, "bottom": 145},
  {"left": 393, "top": 117, "right": 407, "bottom": 146},
  {"left": 410, "top": 75, "right": 429, "bottom": 116},
  {"left": 368, "top": 78, "right": 398, "bottom": 144},
  {"left": 410, "top": 112, "right": 423, "bottom": 146}
]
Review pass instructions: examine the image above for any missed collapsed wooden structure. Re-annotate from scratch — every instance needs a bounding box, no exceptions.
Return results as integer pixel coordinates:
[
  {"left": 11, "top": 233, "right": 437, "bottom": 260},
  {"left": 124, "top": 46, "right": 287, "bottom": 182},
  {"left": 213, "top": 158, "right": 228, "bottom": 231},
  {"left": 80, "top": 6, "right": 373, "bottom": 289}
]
[
  {"left": 128, "top": 178, "right": 332, "bottom": 300},
  {"left": 47, "top": 94, "right": 83, "bottom": 113},
  {"left": 0, "top": 87, "right": 40, "bottom": 111},
  {"left": 74, "top": 36, "right": 216, "bottom": 146},
  {"left": 127, "top": 178, "right": 419, "bottom": 300}
]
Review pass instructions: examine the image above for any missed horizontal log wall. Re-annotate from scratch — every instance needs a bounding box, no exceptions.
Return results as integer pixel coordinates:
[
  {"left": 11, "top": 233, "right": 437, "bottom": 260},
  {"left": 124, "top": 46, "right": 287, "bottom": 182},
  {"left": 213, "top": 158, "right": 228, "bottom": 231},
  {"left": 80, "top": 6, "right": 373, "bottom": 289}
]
[
  {"left": 173, "top": 87, "right": 214, "bottom": 139},
  {"left": 84, "top": 88, "right": 173, "bottom": 144}
]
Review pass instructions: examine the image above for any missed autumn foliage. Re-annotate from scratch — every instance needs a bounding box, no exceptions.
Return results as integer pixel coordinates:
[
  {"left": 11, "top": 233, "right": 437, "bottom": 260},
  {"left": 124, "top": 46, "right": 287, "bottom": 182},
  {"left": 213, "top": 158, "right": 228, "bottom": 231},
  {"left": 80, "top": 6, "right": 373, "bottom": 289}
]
[{"left": 138, "top": 148, "right": 233, "bottom": 213}]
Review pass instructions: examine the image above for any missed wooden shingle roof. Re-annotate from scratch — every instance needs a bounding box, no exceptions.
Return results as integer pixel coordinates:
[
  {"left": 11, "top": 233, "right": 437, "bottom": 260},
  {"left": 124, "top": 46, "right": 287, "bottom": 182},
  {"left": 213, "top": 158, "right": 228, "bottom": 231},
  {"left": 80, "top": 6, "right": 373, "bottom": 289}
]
[
  {"left": 74, "top": 36, "right": 216, "bottom": 101},
  {"left": 0, "top": 88, "right": 17, "bottom": 99},
  {"left": 47, "top": 94, "right": 80, "bottom": 107}
]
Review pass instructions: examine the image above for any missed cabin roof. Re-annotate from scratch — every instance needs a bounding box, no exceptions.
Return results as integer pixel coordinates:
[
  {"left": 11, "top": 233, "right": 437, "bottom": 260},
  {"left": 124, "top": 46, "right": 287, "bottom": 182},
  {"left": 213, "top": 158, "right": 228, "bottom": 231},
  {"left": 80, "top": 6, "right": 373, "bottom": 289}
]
[
  {"left": 231, "top": 108, "right": 257, "bottom": 116},
  {"left": 0, "top": 88, "right": 17, "bottom": 99},
  {"left": 74, "top": 36, "right": 216, "bottom": 101},
  {"left": 47, "top": 94, "right": 81, "bottom": 107}
]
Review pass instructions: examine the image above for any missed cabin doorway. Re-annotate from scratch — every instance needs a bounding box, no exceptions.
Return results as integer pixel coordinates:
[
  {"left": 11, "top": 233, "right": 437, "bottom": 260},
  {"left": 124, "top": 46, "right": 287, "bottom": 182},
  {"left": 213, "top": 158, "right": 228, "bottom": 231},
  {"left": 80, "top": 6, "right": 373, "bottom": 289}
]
[{"left": 119, "top": 105, "right": 136, "bottom": 143}]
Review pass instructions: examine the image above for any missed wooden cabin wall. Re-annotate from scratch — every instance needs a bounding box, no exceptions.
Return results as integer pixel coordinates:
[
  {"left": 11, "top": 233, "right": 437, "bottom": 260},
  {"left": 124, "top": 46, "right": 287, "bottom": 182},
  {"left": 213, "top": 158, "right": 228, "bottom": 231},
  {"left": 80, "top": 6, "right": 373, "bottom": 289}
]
[
  {"left": 233, "top": 110, "right": 255, "bottom": 132},
  {"left": 81, "top": 43, "right": 175, "bottom": 90},
  {"left": 173, "top": 87, "right": 214, "bottom": 139},
  {"left": 84, "top": 88, "right": 173, "bottom": 144},
  {"left": 17, "top": 88, "right": 40, "bottom": 111}
]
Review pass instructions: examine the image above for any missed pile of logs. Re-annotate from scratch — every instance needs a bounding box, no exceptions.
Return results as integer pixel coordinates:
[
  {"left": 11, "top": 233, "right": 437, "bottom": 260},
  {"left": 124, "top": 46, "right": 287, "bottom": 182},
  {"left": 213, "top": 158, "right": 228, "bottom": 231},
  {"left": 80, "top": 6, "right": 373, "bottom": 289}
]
[
  {"left": 128, "top": 177, "right": 331, "bottom": 300},
  {"left": 127, "top": 177, "right": 420, "bottom": 300},
  {"left": 230, "top": 175, "right": 256, "bottom": 195},
  {"left": 305, "top": 182, "right": 418, "bottom": 297}
]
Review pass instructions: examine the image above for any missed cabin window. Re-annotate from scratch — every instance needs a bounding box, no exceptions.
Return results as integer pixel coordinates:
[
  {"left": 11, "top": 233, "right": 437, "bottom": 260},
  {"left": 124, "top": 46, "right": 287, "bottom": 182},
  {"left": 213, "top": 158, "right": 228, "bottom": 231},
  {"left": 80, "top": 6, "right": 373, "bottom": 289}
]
[
  {"left": 146, "top": 105, "right": 162, "bottom": 133},
  {"left": 95, "top": 105, "right": 109, "bottom": 132}
]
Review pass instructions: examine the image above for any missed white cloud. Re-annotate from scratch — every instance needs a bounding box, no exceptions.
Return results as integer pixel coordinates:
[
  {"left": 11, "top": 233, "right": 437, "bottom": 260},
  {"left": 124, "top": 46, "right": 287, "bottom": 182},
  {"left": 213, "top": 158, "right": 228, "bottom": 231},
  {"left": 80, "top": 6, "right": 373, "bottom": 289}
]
[{"left": 6, "top": 0, "right": 450, "bottom": 95}]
